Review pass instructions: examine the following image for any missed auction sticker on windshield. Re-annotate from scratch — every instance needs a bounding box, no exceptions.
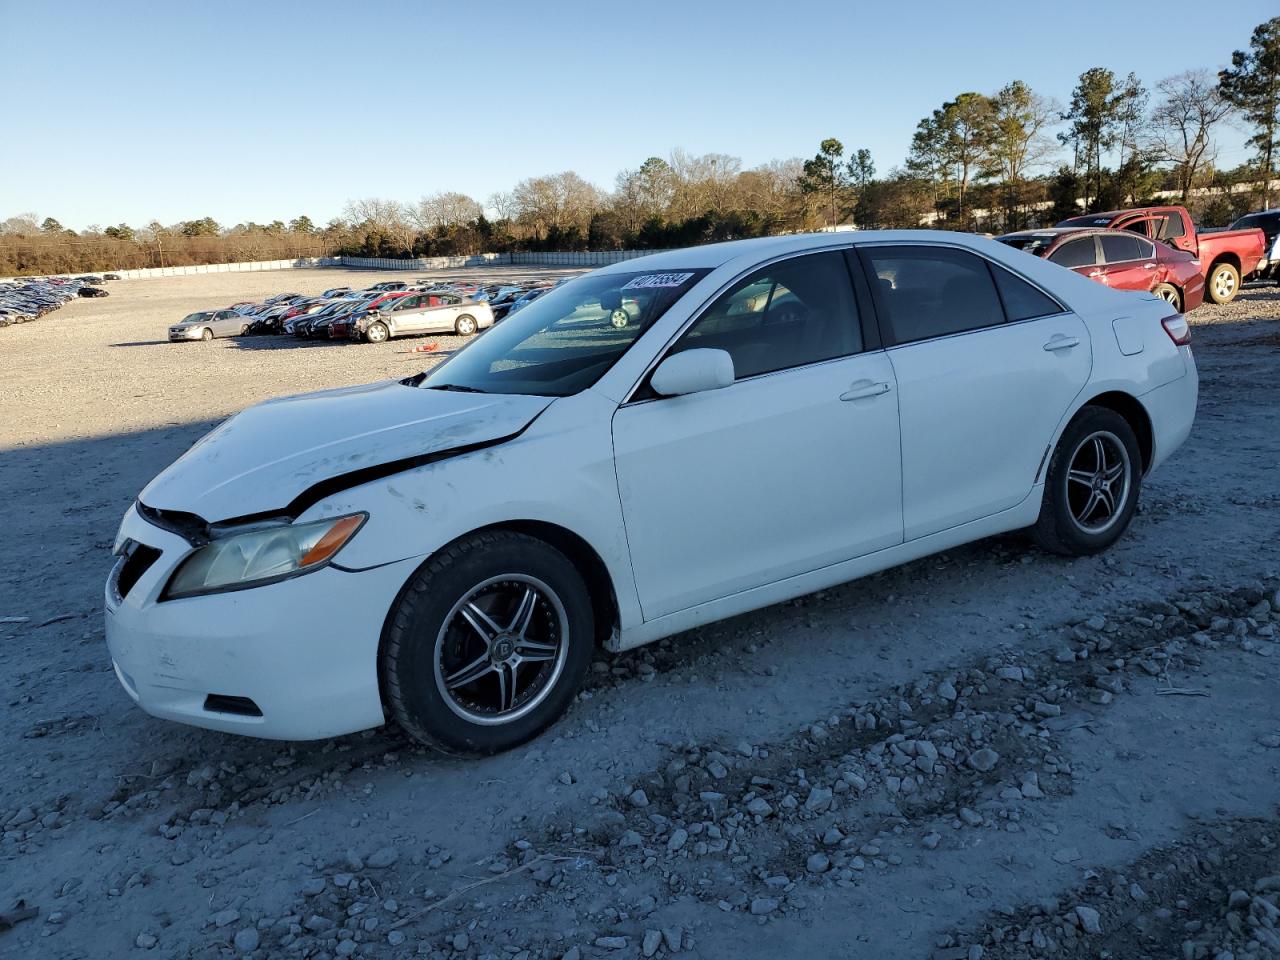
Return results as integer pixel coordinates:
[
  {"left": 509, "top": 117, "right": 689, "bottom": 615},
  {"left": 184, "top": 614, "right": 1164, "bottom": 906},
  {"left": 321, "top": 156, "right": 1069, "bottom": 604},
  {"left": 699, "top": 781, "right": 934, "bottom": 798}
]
[{"left": 622, "top": 273, "right": 695, "bottom": 289}]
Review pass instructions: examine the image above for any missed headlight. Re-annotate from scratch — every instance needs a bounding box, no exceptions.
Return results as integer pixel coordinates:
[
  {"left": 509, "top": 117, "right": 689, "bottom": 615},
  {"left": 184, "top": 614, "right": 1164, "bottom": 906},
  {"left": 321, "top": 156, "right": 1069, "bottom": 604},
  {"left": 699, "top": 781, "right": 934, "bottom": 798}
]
[{"left": 163, "top": 513, "right": 365, "bottom": 600}]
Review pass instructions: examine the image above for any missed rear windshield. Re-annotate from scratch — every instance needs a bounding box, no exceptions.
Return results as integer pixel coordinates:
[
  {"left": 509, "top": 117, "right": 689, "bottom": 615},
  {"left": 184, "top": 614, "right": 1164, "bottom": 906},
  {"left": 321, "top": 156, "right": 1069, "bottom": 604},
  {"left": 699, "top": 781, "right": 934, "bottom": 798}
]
[
  {"left": 418, "top": 268, "right": 709, "bottom": 397},
  {"left": 1057, "top": 215, "right": 1114, "bottom": 228},
  {"left": 996, "top": 234, "right": 1058, "bottom": 256}
]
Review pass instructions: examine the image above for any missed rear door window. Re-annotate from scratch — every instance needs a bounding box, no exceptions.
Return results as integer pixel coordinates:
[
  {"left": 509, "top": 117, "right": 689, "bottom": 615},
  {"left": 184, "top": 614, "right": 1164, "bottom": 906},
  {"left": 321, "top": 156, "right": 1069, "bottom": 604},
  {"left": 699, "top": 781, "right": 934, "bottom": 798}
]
[
  {"left": 862, "top": 246, "right": 1006, "bottom": 345},
  {"left": 1048, "top": 238, "right": 1097, "bottom": 268},
  {"left": 991, "top": 265, "right": 1064, "bottom": 321},
  {"left": 1100, "top": 234, "right": 1144, "bottom": 263}
]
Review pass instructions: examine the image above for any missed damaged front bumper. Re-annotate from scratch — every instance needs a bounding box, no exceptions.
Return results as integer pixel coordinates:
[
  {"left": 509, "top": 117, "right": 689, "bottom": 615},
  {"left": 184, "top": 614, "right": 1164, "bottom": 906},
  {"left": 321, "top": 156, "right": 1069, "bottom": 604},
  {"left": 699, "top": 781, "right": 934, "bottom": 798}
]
[{"left": 104, "top": 504, "right": 416, "bottom": 740}]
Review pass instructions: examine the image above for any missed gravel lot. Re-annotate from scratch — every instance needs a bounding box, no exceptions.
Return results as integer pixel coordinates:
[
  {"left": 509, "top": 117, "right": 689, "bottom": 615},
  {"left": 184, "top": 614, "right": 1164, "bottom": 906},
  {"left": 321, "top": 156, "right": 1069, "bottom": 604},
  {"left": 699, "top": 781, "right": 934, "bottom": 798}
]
[{"left": 1, "top": 270, "right": 1279, "bottom": 960}]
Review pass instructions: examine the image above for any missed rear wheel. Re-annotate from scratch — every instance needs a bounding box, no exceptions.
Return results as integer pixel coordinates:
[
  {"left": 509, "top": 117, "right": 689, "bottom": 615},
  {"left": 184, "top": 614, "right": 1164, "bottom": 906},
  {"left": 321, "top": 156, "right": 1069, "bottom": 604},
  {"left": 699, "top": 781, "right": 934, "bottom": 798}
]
[
  {"left": 239, "top": 324, "right": 249, "bottom": 336},
  {"left": 365, "top": 321, "right": 389, "bottom": 343},
  {"left": 1032, "top": 406, "right": 1142, "bottom": 557},
  {"left": 455, "top": 314, "right": 478, "bottom": 336},
  {"left": 1206, "top": 262, "right": 1240, "bottom": 305},
  {"left": 1153, "top": 283, "right": 1182, "bottom": 312},
  {"left": 381, "top": 531, "right": 594, "bottom": 753},
  {"left": 201, "top": 327, "right": 213, "bottom": 341}
]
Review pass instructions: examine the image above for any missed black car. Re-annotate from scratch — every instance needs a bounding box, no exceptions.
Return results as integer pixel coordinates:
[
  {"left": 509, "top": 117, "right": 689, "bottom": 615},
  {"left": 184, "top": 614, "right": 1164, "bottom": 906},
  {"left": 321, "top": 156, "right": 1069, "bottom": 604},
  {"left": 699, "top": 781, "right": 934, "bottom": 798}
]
[
  {"left": 78, "top": 286, "right": 109, "bottom": 298},
  {"left": 1230, "top": 210, "right": 1280, "bottom": 282}
]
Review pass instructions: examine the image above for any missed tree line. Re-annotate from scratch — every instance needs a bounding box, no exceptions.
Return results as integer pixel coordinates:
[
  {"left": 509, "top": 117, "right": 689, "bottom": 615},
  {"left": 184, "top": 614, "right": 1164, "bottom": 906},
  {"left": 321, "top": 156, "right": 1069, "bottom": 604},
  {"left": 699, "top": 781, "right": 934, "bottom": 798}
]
[{"left": 3, "top": 16, "right": 1277, "bottom": 276}]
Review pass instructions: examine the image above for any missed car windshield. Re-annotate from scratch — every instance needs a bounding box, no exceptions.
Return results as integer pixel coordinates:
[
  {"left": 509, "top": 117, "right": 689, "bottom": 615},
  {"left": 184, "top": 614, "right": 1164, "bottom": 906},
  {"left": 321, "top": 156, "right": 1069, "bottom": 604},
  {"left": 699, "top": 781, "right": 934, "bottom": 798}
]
[
  {"left": 997, "top": 234, "right": 1058, "bottom": 256},
  {"left": 418, "top": 268, "right": 709, "bottom": 397},
  {"left": 181, "top": 312, "right": 213, "bottom": 323}
]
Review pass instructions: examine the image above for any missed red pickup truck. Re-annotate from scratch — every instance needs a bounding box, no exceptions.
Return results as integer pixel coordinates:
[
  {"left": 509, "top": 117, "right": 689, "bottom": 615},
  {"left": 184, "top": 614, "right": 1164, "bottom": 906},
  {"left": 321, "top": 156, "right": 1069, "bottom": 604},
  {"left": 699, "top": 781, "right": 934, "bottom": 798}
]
[{"left": 1057, "top": 205, "right": 1267, "bottom": 305}]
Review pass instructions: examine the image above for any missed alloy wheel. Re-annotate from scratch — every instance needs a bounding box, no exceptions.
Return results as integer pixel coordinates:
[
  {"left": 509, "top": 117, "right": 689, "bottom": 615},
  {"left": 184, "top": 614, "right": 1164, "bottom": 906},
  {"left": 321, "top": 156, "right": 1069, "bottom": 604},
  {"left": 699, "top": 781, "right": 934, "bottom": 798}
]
[
  {"left": 1065, "top": 430, "right": 1131, "bottom": 534},
  {"left": 1213, "top": 268, "right": 1237, "bottom": 301},
  {"left": 433, "top": 574, "right": 569, "bottom": 725}
]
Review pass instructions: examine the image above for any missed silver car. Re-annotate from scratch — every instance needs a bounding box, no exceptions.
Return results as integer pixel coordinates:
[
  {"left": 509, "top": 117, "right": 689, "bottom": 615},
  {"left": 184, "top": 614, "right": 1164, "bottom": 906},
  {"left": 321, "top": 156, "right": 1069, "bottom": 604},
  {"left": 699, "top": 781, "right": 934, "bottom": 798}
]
[
  {"left": 352, "top": 293, "right": 494, "bottom": 343},
  {"left": 168, "top": 309, "right": 248, "bottom": 341}
]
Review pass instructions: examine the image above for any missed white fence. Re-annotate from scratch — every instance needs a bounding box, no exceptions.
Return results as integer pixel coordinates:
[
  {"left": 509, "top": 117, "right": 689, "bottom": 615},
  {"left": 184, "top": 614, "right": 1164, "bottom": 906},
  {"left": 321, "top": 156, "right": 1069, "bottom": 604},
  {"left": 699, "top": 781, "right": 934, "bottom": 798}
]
[
  {"left": 338, "top": 254, "right": 507, "bottom": 271},
  {"left": 509, "top": 250, "right": 670, "bottom": 266},
  {"left": 107, "top": 257, "right": 339, "bottom": 280},
  {"left": 336, "top": 250, "right": 669, "bottom": 270}
]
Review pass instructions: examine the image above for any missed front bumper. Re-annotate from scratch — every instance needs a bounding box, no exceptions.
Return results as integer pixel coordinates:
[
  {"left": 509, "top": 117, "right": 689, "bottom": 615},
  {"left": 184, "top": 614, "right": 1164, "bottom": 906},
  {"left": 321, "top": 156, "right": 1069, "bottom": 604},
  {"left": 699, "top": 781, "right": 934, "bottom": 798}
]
[
  {"left": 168, "top": 326, "right": 203, "bottom": 341},
  {"left": 104, "top": 505, "right": 418, "bottom": 740}
]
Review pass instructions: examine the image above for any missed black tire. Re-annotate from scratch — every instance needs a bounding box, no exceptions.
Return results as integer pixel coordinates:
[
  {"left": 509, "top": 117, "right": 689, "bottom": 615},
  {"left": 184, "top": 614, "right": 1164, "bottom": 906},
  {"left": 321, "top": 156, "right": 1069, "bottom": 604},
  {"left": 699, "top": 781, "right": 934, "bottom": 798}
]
[
  {"left": 201, "top": 327, "right": 213, "bottom": 341},
  {"left": 1153, "top": 282, "right": 1182, "bottom": 313},
  {"left": 239, "top": 324, "right": 249, "bottom": 336},
  {"left": 454, "top": 314, "right": 478, "bottom": 336},
  {"left": 1206, "top": 261, "right": 1240, "bottom": 305},
  {"left": 381, "top": 531, "right": 594, "bottom": 754},
  {"left": 1032, "top": 406, "right": 1142, "bottom": 557},
  {"left": 365, "top": 321, "right": 389, "bottom": 343}
]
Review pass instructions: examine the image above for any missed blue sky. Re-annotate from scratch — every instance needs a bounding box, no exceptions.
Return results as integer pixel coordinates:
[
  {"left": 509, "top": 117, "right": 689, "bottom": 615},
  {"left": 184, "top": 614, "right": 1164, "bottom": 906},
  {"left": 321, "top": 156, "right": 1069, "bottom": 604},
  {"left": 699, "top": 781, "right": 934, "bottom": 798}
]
[{"left": 4, "top": 0, "right": 1275, "bottom": 230}]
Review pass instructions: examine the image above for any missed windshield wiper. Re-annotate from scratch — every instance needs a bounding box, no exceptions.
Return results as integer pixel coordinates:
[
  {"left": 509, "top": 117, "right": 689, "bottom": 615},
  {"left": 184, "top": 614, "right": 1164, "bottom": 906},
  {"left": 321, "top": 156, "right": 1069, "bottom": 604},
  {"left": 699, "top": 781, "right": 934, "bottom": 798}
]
[{"left": 427, "top": 383, "right": 489, "bottom": 394}]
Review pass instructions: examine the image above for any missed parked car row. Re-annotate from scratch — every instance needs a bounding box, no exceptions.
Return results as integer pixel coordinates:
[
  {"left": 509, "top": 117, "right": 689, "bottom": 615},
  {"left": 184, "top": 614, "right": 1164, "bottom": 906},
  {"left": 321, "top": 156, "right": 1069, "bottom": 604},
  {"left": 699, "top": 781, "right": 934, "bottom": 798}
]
[
  {"left": 0, "top": 276, "right": 106, "bottom": 328},
  {"left": 998, "top": 203, "right": 1269, "bottom": 309},
  {"left": 168, "top": 276, "right": 567, "bottom": 345}
]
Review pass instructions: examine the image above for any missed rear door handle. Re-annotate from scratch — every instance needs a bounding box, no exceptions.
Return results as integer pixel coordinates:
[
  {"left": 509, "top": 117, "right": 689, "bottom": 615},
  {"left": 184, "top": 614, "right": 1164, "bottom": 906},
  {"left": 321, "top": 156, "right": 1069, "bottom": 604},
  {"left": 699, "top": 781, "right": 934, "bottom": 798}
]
[
  {"left": 1143, "top": 262, "right": 1157, "bottom": 269},
  {"left": 1043, "top": 336, "right": 1080, "bottom": 352},
  {"left": 840, "top": 380, "right": 892, "bottom": 401}
]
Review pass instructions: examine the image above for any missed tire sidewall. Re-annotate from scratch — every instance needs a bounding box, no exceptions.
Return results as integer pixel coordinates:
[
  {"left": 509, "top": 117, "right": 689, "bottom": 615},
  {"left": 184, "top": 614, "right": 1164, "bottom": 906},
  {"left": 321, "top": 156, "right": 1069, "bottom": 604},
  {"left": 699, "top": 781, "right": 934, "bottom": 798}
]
[
  {"left": 383, "top": 534, "right": 594, "bottom": 753},
  {"left": 456, "top": 315, "right": 477, "bottom": 336},
  {"left": 1040, "top": 408, "right": 1142, "bottom": 555}
]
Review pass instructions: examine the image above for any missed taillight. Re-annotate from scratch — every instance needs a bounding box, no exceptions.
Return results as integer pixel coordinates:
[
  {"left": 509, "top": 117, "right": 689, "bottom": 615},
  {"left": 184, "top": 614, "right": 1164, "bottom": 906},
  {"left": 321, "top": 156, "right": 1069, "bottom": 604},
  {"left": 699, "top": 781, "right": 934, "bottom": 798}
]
[{"left": 1161, "top": 314, "right": 1191, "bottom": 346}]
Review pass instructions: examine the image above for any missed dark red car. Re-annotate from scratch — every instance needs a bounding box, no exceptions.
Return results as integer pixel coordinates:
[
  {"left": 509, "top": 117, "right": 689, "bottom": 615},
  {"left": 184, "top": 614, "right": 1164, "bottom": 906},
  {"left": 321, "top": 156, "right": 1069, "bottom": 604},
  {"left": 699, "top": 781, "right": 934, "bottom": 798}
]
[
  {"left": 1055, "top": 205, "right": 1264, "bottom": 304},
  {"left": 997, "top": 227, "right": 1205, "bottom": 313}
]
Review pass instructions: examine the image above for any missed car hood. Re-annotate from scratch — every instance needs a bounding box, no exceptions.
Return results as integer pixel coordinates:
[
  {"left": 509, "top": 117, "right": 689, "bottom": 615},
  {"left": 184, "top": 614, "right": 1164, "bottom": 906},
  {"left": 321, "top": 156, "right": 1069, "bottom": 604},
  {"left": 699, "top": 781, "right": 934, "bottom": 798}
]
[{"left": 140, "top": 380, "right": 554, "bottom": 523}]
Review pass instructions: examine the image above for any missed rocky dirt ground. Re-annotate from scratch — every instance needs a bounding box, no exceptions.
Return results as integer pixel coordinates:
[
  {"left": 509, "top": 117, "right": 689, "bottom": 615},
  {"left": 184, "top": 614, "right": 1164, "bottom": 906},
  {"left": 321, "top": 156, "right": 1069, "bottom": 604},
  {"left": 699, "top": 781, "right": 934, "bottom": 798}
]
[{"left": 1, "top": 270, "right": 1278, "bottom": 960}]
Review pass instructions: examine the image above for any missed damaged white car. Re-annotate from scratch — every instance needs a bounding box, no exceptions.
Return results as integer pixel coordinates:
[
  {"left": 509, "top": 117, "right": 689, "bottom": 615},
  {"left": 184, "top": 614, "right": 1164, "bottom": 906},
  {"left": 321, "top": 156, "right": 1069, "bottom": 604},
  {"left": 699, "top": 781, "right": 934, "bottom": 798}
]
[{"left": 106, "top": 232, "right": 1197, "bottom": 752}]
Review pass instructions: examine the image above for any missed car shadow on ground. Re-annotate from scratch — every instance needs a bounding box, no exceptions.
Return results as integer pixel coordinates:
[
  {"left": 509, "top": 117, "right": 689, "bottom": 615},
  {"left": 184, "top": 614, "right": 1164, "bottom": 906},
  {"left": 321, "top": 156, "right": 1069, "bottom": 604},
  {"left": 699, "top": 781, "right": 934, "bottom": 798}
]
[{"left": 108, "top": 340, "right": 171, "bottom": 347}]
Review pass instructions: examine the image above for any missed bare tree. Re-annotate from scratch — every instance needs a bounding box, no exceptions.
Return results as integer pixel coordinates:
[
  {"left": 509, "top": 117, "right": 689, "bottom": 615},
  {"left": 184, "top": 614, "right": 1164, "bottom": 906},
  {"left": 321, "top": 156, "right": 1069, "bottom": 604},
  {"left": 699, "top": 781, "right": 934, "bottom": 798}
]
[
  {"left": 413, "top": 192, "right": 483, "bottom": 230},
  {"left": 511, "top": 172, "right": 602, "bottom": 240},
  {"left": 1149, "top": 70, "right": 1233, "bottom": 200},
  {"left": 0, "top": 213, "right": 40, "bottom": 235}
]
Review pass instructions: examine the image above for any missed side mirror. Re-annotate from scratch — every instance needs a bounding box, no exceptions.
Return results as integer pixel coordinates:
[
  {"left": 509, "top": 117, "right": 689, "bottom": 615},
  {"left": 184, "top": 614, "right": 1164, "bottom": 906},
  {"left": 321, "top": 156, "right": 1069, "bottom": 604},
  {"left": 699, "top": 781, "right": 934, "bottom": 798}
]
[{"left": 650, "top": 348, "right": 735, "bottom": 397}]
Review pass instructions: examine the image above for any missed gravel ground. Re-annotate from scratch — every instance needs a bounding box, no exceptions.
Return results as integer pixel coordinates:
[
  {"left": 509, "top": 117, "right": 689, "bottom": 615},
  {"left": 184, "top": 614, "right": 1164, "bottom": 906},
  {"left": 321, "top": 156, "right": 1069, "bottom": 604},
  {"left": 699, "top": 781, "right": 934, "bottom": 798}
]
[{"left": 1, "top": 272, "right": 1279, "bottom": 960}]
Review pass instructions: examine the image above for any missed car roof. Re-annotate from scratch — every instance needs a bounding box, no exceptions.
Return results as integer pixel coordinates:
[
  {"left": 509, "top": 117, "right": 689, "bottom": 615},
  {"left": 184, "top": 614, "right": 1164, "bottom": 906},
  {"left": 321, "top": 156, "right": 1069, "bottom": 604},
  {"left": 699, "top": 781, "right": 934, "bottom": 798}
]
[{"left": 589, "top": 229, "right": 1088, "bottom": 275}]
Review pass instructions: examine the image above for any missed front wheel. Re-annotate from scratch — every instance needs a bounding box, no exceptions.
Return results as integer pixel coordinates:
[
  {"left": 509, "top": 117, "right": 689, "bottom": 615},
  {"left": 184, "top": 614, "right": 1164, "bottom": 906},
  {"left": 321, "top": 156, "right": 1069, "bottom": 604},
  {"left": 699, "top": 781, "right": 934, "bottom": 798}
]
[
  {"left": 381, "top": 531, "right": 594, "bottom": 753},
  {"left": 201, "top": 327, "right": 213, "bottom": 341},
  {"left": 365, "top": 321, "right": 389, "bottom": 343},
  {"left": 1206, "top": 262, "right": 1240, "bottom": 305},
  {"left": 454, "top": 314, "right": 478, "bottom": 336},
  {"left": 1153, "top": 283, "right": 1182, "bottom": 312},
  {"left": 1031, "top": 407, "right": 1142, "bottom": 557}
]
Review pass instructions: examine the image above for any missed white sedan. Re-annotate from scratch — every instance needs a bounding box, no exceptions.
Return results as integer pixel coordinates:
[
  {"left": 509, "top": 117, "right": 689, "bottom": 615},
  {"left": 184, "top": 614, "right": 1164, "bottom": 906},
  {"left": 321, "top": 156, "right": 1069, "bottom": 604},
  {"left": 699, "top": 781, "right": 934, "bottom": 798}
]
[{"left": 106, "top": 232, "right": 1197, "bottom": 752}]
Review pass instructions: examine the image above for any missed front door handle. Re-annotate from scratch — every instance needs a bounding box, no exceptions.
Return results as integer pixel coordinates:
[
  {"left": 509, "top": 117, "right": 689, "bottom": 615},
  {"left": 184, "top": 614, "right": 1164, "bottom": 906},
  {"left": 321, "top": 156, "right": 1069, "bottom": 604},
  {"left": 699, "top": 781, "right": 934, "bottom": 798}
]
[
  {"left": 1043, "top": 336, "right": 1080, "bottom": 352},
  {"left": 840, "top": 380, "right": 892, "bottom": 401}
]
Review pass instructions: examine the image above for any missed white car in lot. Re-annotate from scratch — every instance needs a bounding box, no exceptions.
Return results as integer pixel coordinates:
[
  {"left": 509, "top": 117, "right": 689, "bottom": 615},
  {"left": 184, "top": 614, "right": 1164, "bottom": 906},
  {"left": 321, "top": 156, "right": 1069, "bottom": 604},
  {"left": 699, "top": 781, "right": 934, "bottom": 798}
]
[{"left": 107, "top": 232, "right": 1197, "bottom": 752}]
